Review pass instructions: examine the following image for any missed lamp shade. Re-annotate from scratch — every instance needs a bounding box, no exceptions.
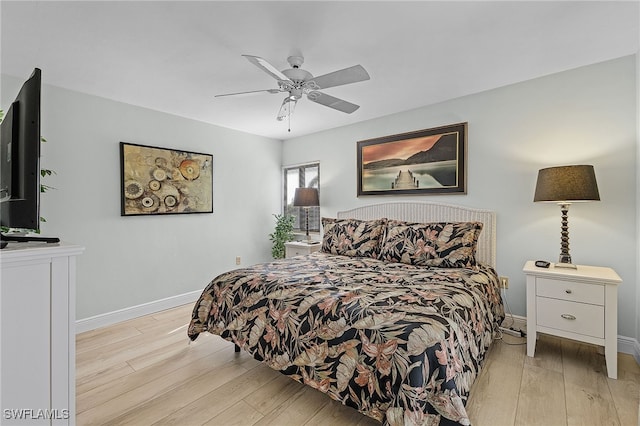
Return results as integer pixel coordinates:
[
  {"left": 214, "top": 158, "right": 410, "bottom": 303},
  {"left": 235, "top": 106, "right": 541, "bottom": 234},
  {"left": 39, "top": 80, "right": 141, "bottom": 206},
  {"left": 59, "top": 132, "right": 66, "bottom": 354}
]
[
  {"left": 293, "top": 188, "right": 319, "bottom": 207},
  {"left": 534, "top": 165, "right": 600, "bottom": 203}
]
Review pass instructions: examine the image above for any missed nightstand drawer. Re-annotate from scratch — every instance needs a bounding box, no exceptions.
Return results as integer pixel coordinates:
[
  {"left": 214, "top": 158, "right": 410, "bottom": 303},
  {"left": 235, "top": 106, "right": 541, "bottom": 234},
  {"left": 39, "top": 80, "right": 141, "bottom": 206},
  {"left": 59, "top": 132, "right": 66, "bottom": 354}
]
[
  {"left": 284, "top": 242, "right": 321, "bottom": 258},
  {"left": 536, "top": 278, "right": 604, "bottom": 305},
  {"left": 536, "top": 297, "right": 604, "bottom": 338},
  {"left": 285, "top": 247, "right": 305, "bottom": 257}
]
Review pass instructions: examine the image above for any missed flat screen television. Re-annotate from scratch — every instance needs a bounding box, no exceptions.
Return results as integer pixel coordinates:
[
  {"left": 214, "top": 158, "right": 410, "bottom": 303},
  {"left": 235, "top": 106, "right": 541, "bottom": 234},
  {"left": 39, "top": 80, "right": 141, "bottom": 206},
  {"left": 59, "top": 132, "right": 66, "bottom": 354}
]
[{"left": 0, "top": 68, "right": 58, "bottom": 248}]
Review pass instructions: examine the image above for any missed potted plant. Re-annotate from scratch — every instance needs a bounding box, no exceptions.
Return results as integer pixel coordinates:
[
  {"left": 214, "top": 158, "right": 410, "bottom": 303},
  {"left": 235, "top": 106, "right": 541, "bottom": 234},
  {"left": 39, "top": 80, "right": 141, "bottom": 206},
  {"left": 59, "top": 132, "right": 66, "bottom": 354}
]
[{"left": 269, "top": 213, "right": 295, "bottom": 259}]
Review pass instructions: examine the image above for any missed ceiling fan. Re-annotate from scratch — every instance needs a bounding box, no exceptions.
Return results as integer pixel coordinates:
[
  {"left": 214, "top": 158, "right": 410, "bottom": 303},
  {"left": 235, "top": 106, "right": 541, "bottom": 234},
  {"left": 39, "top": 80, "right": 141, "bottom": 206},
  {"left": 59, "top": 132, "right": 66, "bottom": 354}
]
[{"left": 216, "top": 55, "right": 370, "bottom": 127}]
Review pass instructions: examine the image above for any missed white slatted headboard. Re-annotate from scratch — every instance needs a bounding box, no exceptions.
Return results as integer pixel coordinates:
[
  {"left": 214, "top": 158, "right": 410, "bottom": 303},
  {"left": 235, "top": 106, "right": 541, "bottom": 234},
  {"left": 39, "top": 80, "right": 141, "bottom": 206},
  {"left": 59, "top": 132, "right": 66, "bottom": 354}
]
[{"left": 337, "top": 202, "right": 496, "bottom": 268}]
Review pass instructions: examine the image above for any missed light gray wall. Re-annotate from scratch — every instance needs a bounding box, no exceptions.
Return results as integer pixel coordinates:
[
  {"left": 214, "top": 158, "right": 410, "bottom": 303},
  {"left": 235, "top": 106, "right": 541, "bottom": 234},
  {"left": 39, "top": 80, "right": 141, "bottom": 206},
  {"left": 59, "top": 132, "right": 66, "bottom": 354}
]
[
  {"left": 637, "top": 50, "right": 640, "bottom": 346},
  {"left": 283, "top": 56, "right": 638, "bottom": 338},
  {"left": 1, "top": 75, "right": 283, "bottom": 320},
  {"left": 2, "top": 56, "right": 636, "bottom": 337}
]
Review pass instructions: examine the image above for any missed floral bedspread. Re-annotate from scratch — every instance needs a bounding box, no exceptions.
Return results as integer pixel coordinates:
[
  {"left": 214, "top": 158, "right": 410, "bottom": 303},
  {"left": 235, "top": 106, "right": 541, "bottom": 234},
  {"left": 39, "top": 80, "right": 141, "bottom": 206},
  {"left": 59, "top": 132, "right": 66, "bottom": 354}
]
[{"left": 188, "top": 252, "right": 504, "bottom": 425}]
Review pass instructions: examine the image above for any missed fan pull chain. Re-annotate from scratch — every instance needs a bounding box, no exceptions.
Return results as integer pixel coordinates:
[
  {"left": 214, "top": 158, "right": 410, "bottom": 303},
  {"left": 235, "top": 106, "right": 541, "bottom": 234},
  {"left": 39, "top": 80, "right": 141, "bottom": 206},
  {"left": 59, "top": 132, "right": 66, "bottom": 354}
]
[{"left": 288, "top": 111, "right": 291, "bottom": 132}]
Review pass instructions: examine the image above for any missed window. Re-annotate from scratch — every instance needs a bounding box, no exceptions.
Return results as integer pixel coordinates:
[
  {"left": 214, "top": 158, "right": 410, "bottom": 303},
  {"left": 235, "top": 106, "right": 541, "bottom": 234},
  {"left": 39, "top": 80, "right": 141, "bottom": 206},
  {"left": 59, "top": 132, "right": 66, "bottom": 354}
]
[{"left": 283, "top": 162, "right": 320, "bottom": 233}]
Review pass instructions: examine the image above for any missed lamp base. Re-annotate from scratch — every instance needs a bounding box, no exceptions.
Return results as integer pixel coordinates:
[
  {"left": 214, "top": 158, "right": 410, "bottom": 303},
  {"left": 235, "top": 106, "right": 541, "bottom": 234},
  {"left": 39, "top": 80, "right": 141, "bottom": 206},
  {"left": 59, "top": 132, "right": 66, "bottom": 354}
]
[
  {"left": 304, "top": 208, "right": 311, "bottom": 243},
  {"left": 554, "top": 262, "right": 577, "bottom": 269},
  {"left": 556, "top": 204, "right": 577, "bottom": 269}
]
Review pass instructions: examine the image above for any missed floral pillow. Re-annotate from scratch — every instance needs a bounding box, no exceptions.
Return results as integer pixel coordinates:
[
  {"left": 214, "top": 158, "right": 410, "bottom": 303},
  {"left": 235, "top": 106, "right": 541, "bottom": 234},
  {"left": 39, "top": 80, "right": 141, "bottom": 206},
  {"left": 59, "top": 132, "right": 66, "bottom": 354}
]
[
  {"left": 379, "top": 220, "right": 483, "bottom": 268},
  {"left": 321, "top": 218, "right": 387, "bottom": 259}
]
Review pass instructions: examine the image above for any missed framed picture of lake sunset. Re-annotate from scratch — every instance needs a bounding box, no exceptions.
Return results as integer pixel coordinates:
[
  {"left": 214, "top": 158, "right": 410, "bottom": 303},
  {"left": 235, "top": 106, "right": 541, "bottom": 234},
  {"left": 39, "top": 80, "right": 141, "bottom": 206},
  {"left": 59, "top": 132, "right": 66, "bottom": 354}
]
[{"left": 357, "top": 123, "right": 467, "bottom": 196}]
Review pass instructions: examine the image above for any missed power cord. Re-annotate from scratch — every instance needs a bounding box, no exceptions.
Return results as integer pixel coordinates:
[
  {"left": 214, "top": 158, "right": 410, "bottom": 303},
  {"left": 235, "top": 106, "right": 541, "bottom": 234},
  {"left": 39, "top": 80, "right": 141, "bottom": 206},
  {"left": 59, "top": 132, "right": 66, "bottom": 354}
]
[{"left": 495, "top": 283, "right": 526, "bottom": 344}]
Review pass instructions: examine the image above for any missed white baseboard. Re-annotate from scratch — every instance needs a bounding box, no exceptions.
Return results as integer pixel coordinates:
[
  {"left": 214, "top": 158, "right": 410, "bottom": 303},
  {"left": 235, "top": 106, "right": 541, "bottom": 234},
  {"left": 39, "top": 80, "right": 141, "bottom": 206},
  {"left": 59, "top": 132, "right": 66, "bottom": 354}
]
[
  {"left": 76, "top": 295, "right": 640, "bottom": 364},
  {"left": 501, "top": 313, "right": 640, "bottom": 360},
  {"left": 75, "top": 290, "right": 201, "bottom": 334},
  {"left": 618, "top": 335, "right": 640, "bottom": 364}
]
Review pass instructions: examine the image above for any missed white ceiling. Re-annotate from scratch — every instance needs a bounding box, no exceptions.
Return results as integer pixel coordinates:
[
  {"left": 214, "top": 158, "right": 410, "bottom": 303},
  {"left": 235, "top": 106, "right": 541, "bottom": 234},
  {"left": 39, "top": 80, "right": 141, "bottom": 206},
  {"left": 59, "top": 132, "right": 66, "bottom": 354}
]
[{"left": 1, "top": 1, "right": 638, "bottom": 141}]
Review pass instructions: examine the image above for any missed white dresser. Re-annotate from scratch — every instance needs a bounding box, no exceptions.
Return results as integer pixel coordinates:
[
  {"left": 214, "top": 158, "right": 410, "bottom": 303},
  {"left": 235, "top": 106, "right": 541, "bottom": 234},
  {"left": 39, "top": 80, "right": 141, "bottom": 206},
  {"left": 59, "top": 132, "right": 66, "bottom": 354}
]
[
  {"left": 1, "top": 242, "right": 84, "bottom": 425},
  {"left": 523, "top": 260, "right": 621, "bottom": 379}
]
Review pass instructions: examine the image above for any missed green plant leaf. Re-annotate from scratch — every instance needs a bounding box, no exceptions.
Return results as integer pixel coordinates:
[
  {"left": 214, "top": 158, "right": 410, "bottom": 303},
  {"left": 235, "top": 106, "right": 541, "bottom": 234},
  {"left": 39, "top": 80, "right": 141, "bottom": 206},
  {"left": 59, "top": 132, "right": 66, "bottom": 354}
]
[
  {"left": 269, "top": 213, "right": 296, "bottom": 259},
  {"left": 41, "top": 184, "right": 55, "bottom": 193}
]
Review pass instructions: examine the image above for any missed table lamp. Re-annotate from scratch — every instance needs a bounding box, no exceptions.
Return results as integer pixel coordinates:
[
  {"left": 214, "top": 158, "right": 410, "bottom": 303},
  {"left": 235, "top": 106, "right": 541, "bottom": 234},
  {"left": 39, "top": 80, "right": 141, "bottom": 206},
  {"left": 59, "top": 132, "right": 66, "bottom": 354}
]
[
  {"left": 293, "top": 188, "right": 319, "bottom": 242},
  {"left": 534, "top": 165, "right": 600, "bottom": 268}
]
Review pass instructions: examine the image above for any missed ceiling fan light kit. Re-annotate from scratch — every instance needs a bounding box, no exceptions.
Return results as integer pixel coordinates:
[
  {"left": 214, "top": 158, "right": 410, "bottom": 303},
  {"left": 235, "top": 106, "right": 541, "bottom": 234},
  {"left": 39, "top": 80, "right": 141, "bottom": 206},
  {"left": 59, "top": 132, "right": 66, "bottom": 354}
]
[
  {"left": 277, "top": 98, "right": 296, "bottom": 122},
  {"left": 216, "top": 54, "right": 370, "bottom": 131}
]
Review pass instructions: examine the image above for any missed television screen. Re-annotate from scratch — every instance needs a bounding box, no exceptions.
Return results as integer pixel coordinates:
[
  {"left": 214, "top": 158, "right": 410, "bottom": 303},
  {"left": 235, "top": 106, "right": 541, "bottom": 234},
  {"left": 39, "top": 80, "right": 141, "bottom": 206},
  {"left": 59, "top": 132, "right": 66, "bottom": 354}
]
[
  {"left": 1, "top": 68, "right": 59, "bottom": 247},
  {"left": 0, "top": 106, "right": 17, "bottom": 203}
]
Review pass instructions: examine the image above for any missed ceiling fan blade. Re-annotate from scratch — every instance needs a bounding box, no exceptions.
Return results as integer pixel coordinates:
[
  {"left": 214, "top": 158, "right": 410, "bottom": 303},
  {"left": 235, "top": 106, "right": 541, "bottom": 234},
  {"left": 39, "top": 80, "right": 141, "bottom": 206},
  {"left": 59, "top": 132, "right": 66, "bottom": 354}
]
[
  {"left": 307, "top": 91, "right": 360, "bottom": 114},
  {"left": 307, "top": 65, "right": 370, "bottom": 90},
  {"left": 215, "top": 88, "right": 281, "bottom": 97},
  {"left": 277, "top": 97, "right": 297, "bottom": 121},
  {"left": 242, "top": 55, "right": 289, "bottom": 81}
]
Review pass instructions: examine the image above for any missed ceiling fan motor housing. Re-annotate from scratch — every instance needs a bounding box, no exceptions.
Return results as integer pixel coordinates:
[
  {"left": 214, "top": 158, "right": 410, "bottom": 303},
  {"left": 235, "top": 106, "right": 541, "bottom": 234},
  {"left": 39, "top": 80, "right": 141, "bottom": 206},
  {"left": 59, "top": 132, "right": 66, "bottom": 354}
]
[
  {"left": 280, "top": 55, "right": 312, "bottom": 85},
  {"left": 282, "top": 68, "right": 312, "bottom": 85}
]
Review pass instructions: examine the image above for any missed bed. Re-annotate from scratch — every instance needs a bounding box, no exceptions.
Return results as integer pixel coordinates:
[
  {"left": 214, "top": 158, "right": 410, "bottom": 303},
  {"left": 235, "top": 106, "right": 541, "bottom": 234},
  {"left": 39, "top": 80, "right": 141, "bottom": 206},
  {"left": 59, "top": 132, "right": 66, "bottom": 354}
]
[{"left": 188, "top": 202, "right": 504, "bottom": 425}]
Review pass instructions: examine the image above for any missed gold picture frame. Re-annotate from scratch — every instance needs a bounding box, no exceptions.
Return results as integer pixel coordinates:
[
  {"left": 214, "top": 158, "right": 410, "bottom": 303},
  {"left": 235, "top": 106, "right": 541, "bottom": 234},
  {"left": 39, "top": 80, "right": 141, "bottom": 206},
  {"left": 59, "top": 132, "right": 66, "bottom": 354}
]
[{"left": 120, "top": 142, "right": 213, "bottom": 216}]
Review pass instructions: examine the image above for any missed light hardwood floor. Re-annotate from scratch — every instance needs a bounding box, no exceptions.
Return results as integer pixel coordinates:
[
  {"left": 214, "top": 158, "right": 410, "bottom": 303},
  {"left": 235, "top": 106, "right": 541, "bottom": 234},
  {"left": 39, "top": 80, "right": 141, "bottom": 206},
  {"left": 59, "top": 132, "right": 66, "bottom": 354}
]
[{"left": 76, "top": 304, "right": 640, "bottom": 425}]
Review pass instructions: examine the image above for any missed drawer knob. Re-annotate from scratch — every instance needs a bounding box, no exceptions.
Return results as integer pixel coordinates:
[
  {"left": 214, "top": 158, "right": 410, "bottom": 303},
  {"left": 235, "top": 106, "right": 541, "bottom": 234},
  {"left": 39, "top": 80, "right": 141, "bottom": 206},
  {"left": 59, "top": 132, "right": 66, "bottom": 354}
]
[
  {"left": 561, "top": 314, "right": 576, "bottom": 320},
  {"left": 565, "top": 289, "right": 572, "bottom": 294}
]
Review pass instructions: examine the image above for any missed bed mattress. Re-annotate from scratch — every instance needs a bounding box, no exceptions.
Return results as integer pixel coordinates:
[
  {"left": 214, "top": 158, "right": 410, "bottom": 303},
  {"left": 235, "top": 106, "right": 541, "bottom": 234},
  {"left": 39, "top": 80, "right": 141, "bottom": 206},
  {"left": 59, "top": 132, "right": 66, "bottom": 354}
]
[{"left": 188, "top": 252, "right": 504, "bottom": 425}]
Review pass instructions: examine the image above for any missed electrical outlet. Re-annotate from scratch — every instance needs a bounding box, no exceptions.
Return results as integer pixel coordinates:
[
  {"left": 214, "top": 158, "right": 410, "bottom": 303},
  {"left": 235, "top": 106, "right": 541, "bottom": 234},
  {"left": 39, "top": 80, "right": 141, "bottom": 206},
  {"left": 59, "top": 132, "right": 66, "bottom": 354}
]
[
  {"left": 235, "top": 256, "right": 241, "bottom": 265},
  {"left": 499, "top": 276, "right": 509, "bottom": 289}
]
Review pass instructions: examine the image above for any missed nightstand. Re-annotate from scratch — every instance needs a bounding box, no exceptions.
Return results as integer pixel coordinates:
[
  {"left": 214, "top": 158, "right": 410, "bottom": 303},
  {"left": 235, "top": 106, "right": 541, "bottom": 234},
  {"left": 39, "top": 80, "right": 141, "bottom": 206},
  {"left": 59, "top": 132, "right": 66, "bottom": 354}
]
[
  {"left": 284, "top": 241, "right": 321, "bottom": 258},
  {"left": 523, "top": 260, "right": 622, "bottom": 379}
]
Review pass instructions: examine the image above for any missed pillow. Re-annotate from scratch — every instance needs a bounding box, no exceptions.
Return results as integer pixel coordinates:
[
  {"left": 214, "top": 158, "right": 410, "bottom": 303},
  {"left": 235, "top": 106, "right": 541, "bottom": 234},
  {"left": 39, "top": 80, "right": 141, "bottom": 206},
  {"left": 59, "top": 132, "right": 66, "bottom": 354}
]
[
  {"left": 379, "top": 220, "right": 483, "bottom": 268},
  {"left": 321, "top": 217, "right": 387, "bottom": 259}
]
